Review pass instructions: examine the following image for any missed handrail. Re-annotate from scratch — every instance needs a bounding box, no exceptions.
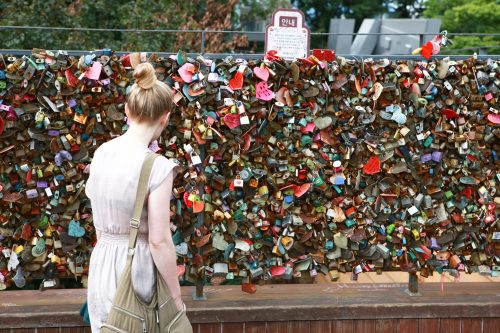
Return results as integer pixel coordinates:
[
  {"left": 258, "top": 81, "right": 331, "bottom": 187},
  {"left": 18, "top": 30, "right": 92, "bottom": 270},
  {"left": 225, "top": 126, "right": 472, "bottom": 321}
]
[
  {"left": 1, "top": 26, "right": 498, "bottom": 57},
  {"left": 0, "top": 26, "right": 500, "bottom": 37},
  {"left": 1, "top": 49, "right": 499, "bottom": 60}
]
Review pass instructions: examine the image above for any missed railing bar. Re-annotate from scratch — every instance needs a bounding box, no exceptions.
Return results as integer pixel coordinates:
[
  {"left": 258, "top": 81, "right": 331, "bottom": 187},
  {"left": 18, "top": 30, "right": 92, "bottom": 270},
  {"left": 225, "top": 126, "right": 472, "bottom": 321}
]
[
  {"left": 0, "top": 49, "right": 499, "bottom": 60},
  {"left": 0, "top": 26, "right": 499, "bottom": 37}
]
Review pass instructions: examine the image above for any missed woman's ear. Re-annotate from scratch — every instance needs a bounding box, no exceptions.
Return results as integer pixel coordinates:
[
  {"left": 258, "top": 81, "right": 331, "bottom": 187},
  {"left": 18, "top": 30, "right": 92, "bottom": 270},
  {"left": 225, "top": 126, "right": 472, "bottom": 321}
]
[
  {"left": 125, "top": 103, "right": 131, "bottom": 119},
  {"left": 161, "top": 111, "right": 171, "bottom": 126}
]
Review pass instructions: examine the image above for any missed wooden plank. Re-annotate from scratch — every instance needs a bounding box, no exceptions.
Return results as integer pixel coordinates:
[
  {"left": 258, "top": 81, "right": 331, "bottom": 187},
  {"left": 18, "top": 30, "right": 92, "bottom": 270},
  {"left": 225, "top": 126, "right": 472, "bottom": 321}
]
[
  {"left": 418, "top": 319, "right": 439, "bottom": 333},
  {"left": 461, "top": 318, "right": 482, "bottom": 333},
  {"left": 375, "top": 319, "right": 397, "bottom": 333},
  {"left": 222, "top": 322, "right": 244, "bottom": 333},
  {"left": 397, "top": 319, "right": 418, "bottom": 333},
  {"left": 289, "top": 321, "right": 310, "bottom": 333},
  {"left": 310, "top": 321, "right": 331, "bottom": 333},
  {"left": 266, "top": 322, "right": 288, "bottom": 333},
  {"left": 38, "top": 329, "right": 61, "bottom": 333},
  {"left": 332, "top": 320, "right": 353, "bottom": 333},
  {"left": 199, "top": 323, "right": 222, "bottom": 333},
  {"left": 1, "top": 284, "right": 500, "bottom": 327},
  {"left": 353, "top": 319, "right": 375, "bottom": 333},
  {"left": 246, "top": 322, "right": 266, "bottom": 333},
  {"left": 439, "top": 319, "right": 461, "bottom": 333},
  {"left": 483, "top": 318, "right": 500, "bottom": 333},
  {"left": 60, "top": 328, "right": 80, "bottom": 333},
  {"left": 60, "top": 328, "right": 89, "bottom": 333}
]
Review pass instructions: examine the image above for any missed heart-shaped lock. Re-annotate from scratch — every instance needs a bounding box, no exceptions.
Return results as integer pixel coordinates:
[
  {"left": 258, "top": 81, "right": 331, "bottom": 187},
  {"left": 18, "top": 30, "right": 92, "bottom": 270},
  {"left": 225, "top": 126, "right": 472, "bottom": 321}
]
[
  {"left": 487, "top": 113, "right": 500, "bottom": 124},
  {"left": 421, "top": 41, "right": 436, "bottom": 60},
  {"left": 391, "top": 110, "right": 407, "bottom": 125},
  {"left": 183, "top": 192, "right": 193, "bottom": 209},
  {"left": 270, "top": 266, "right": 285, "bottom": 277},
  {"left": 275, "top": 87, "right": 288, "bottom": 105},
  {"left": 253, "top": 66, "right": 269, "bottom": 82},
  {"left": 443, "top": 108, "right": 458, "bottom": 119},
  {"left": 363, "top": 156, "right": 381, "bottom": 175},
  {"left": 256, "top": 81, "right": 274, "bottom": 101},
  {"left": 372, "top": 82, "right": 383, "bottom": 100},
  {"left": 193, "top": 200, "right": 204, "bottom": 214},
  {"left": 178, "top": 63, "right": 195, "bottom": 83},
  {"left": 32, "top": 238, "right": 46, "bottom": 257},
  {"left": 314, "top": 116, "right": 332, "bottom": 130},
  {"left": 68, "top": 220, "right": 85, "bottom": 238},
  {"left": 228, "top": 71, "right": 243, "bottom": 90},
  {"left": 294, "top": 183, "right": 312, "bottom": 197},
  {"left": 223, "top": 113, "right": 241, "bottom": 129},
  {"left": 65, "top": 69, "right": 78, "bottom": 87}
]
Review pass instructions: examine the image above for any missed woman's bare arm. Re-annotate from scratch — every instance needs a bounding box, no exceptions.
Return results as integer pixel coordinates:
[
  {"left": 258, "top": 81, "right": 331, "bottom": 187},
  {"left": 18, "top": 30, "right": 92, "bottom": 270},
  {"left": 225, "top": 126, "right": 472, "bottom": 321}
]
[{"left": 148, "top": 171, "right": 183, "bottom": 311}]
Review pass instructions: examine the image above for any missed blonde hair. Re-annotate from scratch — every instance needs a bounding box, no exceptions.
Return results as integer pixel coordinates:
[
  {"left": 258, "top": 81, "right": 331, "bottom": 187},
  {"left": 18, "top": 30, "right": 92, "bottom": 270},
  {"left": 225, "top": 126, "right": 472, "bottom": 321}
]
[{"left": 127, "top": 62, "right": 174, "bottom": 123}]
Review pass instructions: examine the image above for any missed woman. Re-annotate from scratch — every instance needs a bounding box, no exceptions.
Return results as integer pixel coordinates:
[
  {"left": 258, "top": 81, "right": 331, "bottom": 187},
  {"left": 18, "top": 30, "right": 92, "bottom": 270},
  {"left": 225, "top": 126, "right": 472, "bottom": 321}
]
[{"left": 85, "top": 62, "right": 186, "bottom": 332}]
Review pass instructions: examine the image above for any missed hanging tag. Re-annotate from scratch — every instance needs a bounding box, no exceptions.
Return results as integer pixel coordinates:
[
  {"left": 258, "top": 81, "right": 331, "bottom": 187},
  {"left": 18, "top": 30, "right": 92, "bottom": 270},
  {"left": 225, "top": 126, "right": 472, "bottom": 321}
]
[
  {"left": 234, "top": 176, "right": 244, "bottom": 187},
  {"left": 191, "top": 153, "right": 202, "bottom": 165}
]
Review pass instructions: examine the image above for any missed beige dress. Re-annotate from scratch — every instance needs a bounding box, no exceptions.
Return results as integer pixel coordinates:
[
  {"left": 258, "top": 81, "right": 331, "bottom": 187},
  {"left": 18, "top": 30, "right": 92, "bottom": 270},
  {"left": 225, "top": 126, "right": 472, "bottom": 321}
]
[{"left": 85, "top": 136, "right": 178, "bottom": 333}]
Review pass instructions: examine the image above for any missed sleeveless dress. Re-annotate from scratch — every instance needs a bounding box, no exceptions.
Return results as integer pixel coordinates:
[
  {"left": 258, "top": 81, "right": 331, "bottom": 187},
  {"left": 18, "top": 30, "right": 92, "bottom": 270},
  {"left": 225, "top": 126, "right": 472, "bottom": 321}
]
[{"left": 85, "top": 136, "right": 178, "bottom": 332}]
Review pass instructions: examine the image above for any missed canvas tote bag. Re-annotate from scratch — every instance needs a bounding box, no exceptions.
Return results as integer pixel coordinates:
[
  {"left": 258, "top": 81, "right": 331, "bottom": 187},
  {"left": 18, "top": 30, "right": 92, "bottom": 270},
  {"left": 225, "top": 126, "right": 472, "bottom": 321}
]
[{"left": 101, "top": 153, "right": 192, "bottom": 333}]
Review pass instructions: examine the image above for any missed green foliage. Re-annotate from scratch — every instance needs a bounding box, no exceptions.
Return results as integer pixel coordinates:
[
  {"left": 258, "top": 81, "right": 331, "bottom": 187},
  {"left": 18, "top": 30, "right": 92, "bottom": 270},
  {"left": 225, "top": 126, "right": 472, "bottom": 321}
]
[
  {"left": 237, "top": 0, "right": 291, "bottom": 27},
  {"left": 384, "top": 0, "right": 425, "bottom": 18},
  {"left": 1, "top": 0, "right": 498, "bottom": 54},
  {"left": 424, "top": 0, "right": 500, "bottom": 54},
  {"left": 292, "top": 0, "right": 385, "bottom": 33},
  {"left": 0, "top": 0, "right": 230, "bottom": 52},
  {"left": 291, "top": 0, "right": 386, "bottom": 48}
]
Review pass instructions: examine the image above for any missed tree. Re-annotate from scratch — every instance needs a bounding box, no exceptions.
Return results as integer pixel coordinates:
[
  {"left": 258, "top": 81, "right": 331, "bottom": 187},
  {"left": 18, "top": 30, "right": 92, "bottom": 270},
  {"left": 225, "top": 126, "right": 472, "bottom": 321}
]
[
  {"left": 384, "top": 0, "right": 425, "bottom": 18},
  {"left": 292, "top": 0, "right": 385, "bottom": 33},
  {"left": 173, "top": 0, "right": 248, "bottom": 53},
  {"left": 0, "top": 0, "right": 248, "bottom": 53},
  {"left": 423, "top": 0, "right": 500, "bottom": 54}
]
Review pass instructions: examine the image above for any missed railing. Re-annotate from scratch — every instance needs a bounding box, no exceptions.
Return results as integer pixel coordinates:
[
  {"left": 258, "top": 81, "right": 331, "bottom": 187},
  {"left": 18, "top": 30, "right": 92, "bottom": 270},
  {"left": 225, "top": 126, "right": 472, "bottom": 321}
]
[{"left": 1, "top": 26, "right": 499, "bottom": 58}]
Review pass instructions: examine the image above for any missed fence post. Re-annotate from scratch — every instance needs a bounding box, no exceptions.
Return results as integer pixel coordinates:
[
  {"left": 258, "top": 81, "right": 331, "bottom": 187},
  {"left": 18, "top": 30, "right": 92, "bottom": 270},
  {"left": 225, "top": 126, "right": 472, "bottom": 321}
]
[{"left": 201, "top": 30, "right": 206, "bottom": 55}]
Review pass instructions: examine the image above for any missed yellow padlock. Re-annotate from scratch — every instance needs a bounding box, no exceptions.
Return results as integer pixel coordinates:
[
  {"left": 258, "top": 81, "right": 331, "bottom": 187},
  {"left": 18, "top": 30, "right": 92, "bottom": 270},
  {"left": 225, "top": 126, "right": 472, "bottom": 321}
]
[
  {"left": 258, "top": 185, "right": 269, "bottom": 196},
  {"left": 45, "top": 225, "right": 53, "bottom": 237},
  {"left": 411, "top": 229, "right": 420, "bottom": 240}
]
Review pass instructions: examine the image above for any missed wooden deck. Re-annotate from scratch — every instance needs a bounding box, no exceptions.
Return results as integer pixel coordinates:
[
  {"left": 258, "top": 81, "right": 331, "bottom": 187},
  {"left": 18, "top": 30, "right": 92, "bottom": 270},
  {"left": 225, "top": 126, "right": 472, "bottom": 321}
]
[{"left": 0, "top": 274, "right": 499, "bottom": 332}]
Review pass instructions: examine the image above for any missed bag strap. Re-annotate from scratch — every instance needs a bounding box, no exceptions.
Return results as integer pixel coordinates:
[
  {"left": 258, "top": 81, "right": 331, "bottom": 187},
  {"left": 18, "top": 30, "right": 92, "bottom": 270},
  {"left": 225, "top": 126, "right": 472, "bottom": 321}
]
[{"left": 127, "top": 152, "right": 159, "bottom": 258}]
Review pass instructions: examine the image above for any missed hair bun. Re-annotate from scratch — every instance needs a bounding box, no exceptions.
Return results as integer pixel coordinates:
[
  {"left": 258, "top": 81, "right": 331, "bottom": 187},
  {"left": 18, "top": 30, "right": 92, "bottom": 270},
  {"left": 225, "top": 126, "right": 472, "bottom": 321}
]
[{"left": 133, "top": 62, "right": 157, "bottom": 90}]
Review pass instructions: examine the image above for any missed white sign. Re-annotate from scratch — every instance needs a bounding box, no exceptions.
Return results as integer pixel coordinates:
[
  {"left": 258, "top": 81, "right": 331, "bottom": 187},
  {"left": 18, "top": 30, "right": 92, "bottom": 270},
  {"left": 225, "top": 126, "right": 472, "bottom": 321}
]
[{"left": 265, "top": 9, "right": 310, "bottom": 60}]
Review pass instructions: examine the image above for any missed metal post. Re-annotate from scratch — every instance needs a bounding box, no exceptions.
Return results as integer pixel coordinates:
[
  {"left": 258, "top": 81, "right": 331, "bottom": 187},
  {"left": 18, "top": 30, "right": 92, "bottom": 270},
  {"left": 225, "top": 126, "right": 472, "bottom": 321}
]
[
  {"left": 200, "top": 31, "right": 205, "bottom": 55},
  {"left": 419, "top": 33, "right": 424, "bottom": 47},
  {"left": 404, "top": 271, "right": 421, "bottom": 297}
]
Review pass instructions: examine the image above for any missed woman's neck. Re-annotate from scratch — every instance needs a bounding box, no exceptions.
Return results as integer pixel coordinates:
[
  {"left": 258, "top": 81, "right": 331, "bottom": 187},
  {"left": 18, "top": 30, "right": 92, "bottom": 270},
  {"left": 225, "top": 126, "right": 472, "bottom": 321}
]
[{"left": 121, "top": 120, "right": 157, "bottom": 148}]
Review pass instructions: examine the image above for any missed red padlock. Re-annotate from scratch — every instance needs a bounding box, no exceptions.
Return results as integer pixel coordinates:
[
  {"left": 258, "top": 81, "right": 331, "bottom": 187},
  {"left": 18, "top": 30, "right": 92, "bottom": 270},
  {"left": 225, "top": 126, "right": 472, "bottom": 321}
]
[{"left": 313, "top": 49, "right": 336, "bottom": 62}]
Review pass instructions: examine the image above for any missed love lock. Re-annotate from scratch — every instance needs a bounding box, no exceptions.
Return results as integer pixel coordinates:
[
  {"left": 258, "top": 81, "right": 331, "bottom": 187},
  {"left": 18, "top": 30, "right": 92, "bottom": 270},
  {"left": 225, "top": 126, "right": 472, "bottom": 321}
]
[{"left": 0, "top": 49, "right": 499, "bottom": 291}]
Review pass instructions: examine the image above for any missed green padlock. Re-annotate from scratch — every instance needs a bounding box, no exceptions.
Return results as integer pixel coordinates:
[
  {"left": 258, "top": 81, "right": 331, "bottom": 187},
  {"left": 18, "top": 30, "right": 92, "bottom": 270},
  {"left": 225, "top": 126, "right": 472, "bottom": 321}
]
[
  {"left": 313, "top": 175, "right": 324, "bottom": 186},
  {"left": 423, "top": 135, "right": 433, "bottom": 147}
]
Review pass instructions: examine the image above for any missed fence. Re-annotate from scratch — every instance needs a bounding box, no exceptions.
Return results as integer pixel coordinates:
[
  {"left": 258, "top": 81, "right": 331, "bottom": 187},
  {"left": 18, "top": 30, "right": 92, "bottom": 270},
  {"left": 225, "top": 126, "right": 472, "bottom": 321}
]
[{"left": 1, "top": 26, "right": 499, "bottom": 58}]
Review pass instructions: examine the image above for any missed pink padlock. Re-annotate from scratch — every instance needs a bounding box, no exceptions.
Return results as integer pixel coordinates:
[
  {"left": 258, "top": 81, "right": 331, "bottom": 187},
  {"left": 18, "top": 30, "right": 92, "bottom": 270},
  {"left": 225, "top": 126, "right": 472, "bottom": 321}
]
[{"left": 6, "top": 109, "right": 18, "bottom": 121}]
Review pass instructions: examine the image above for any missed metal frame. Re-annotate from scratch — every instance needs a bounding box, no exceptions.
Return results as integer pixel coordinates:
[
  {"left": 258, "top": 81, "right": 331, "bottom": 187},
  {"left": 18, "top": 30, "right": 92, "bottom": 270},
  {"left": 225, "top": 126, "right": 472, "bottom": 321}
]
[
  {"left": 1, "top": 26, "right": 499, "bottom": 58},
  {"left": 1, "top": 49, "right": 498, "bottom": 61}
]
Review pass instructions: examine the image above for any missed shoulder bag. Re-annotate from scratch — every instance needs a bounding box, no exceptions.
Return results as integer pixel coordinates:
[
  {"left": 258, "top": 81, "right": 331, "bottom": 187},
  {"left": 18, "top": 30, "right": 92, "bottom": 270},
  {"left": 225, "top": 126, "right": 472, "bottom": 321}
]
[{"left": 101, "top": 152, "right": 193, "bottom": 333}]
